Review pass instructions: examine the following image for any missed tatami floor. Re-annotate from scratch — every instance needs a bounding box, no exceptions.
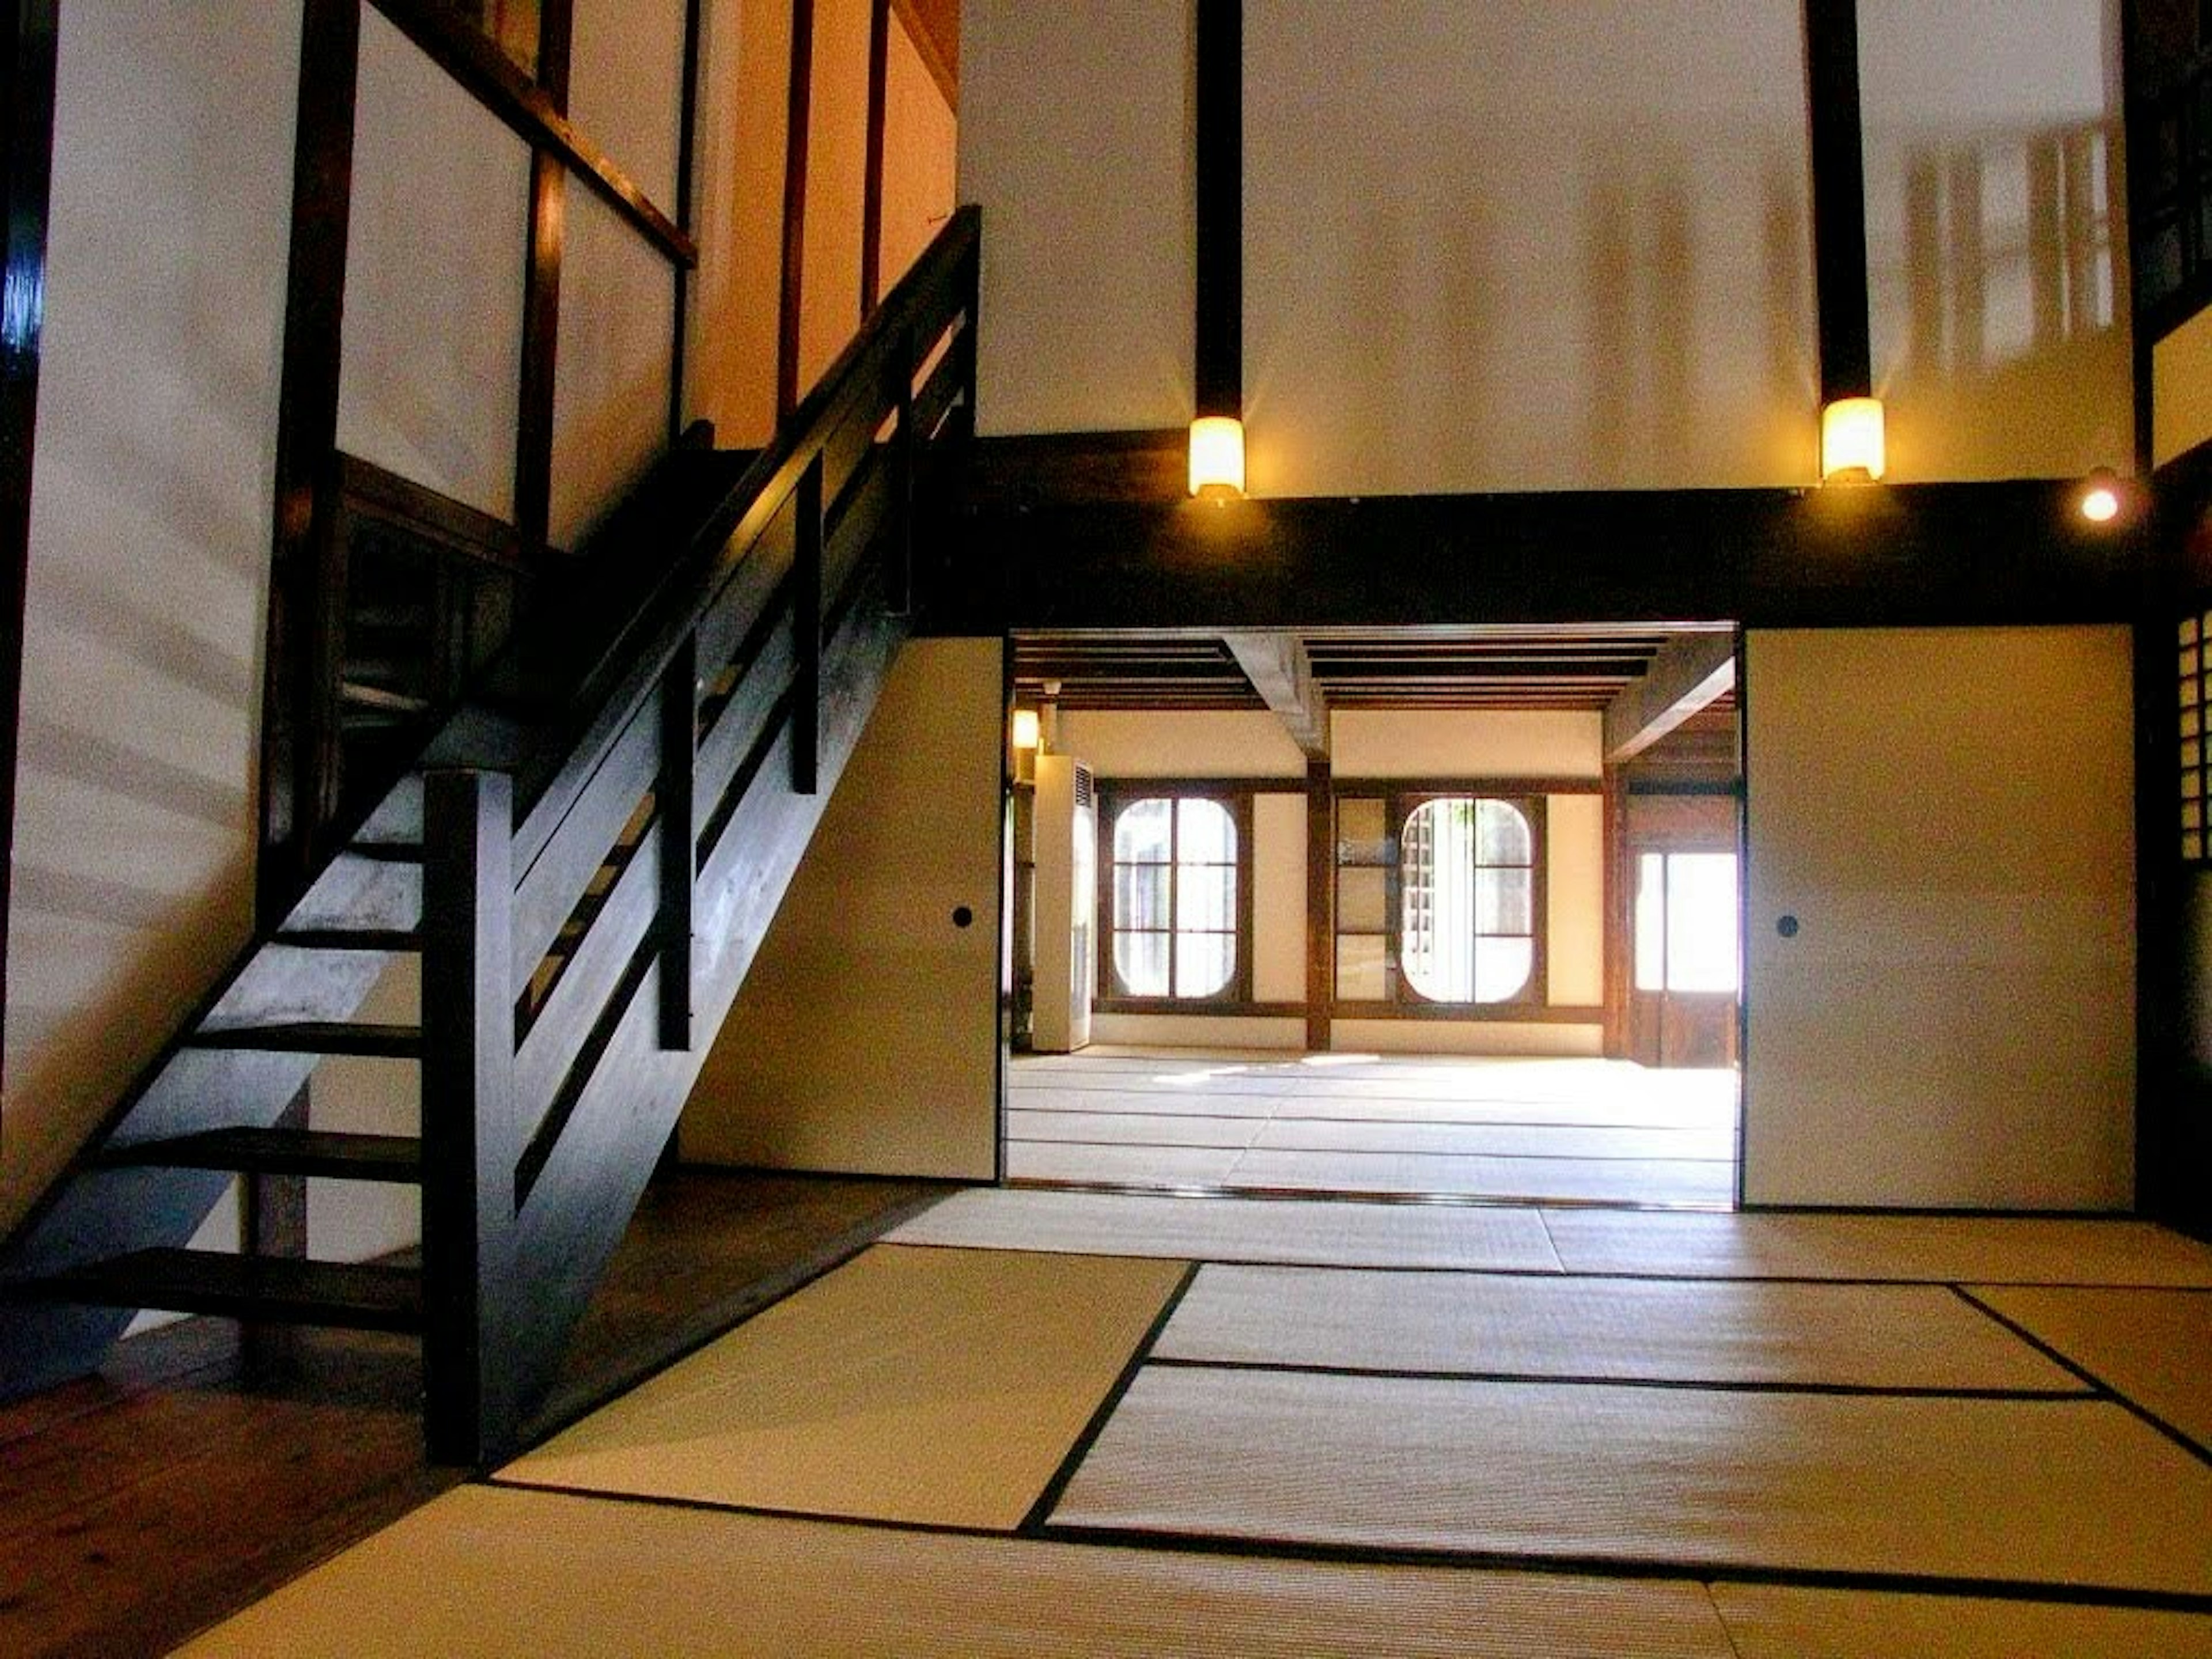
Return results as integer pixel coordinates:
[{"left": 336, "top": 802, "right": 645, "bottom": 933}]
[
  {"left": 1007, "top": 1047, "right": 1741, "bottom": 1206},
  {"left": 175, "top": 1182, "right": 2212, "bottom": 1655}
]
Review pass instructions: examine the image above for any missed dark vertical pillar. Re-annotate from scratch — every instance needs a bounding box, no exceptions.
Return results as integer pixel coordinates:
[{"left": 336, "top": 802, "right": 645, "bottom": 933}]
[
  {"left": 861, "top": 0, "right": 891, "bottom": 314},
  {"left": 0, "top": 0, "right": 59, "bottom": 1106},
  {"left": 1804, "top": 0, "right": 1872, "bottom": 404},
  {"left": 1193, "top": 0, "right": 1241, "bottom": 421},
  {"left": 514, "top": 1, "right": 573, "bottom": 558},
  {"left": 778, "top": 0, "right": 817, "bottom": 417},
  {"left": 422, "top": 768, "right": 519, "bottom": 1466},
  {"left": 261, "top": 0, "right": 361, "bottom": 918},
  {"left": 1304, "top": 760, "right": 1332, "bottom": 1052},
  {"left": 671, "top": 0, "right": 704, "bottom": 442}
]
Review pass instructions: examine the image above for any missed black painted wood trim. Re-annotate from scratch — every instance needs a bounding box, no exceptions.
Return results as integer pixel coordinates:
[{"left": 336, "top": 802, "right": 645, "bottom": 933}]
[
  {"left": 512, "top": 0, "right": 570, "bottom": 560},
  {"left": 950, "top": 481, "right": 2149, "bottom": 633},
  {"left": 671, "top": 0, "right": 704, "bottom": 444},
  {"left": 0, "top": 0, "right": 58, "bottom": 1105},
  {"left": 1192, "top": 0, "right": 1241, "bottom": 419},
  {"left": 261, "top": 0, "right": 362, "bottom": 918},
  {"left": 1804, "top": 0, "right": 1872, "bottom": 400},
  {"left": 368, "top": 0, "right": 696, "bottom": 267},
  {"left": 861, "top": 0, "right": 890, "bottom": 315},
  {"left": 778, "top": 0, "right": 816, "bottom": 417}
]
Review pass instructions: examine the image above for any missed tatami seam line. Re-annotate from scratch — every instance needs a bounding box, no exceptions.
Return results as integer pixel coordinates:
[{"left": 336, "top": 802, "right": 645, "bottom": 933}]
[{"left": 1136, "top": 1354, "right": 2094, "bottom": 1399}]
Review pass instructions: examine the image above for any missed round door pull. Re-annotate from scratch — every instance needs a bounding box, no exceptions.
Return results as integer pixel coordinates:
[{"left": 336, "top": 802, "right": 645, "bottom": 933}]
[
  {"left": 952, "top": 905, "right": 975, "bottom": 929},
  {"left": 1776, "top": 914, "right": 1800, "bottom": 938}
]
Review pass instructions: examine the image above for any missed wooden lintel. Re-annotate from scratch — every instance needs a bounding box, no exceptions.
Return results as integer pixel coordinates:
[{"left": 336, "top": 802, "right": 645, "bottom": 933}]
[
  {"left": 1603, "top": 632, "right": 1737, "bottom": 763},
  {"left": 1224, "top": 630, "right": 1329, "bottom": 760}
]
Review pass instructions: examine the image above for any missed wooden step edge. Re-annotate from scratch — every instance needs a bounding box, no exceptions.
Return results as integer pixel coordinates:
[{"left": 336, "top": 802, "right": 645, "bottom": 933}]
[
  {"left": 271, "top": 927, "right": 424, "bottom": 952},
  {"left": 186, "top": 1021, "right": 423, "bottom": 1058},
  {"left": 96, "top": 1128, "right": 425, "bottom": 1183},
  {"left": 12, "top": 1248, "right": 425, "bottom": 1333}
]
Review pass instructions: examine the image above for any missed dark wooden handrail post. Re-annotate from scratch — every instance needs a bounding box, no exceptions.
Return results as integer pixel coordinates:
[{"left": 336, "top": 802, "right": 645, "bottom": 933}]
[
  {"left": 658, "top": 635, "right": 698, "bottom": 1049},
  {"left": 421, "top": 767, "right": 520, "bottom": 1465},
  {"left": 792, "top": 454, "right": 824, "bottom": 795}
]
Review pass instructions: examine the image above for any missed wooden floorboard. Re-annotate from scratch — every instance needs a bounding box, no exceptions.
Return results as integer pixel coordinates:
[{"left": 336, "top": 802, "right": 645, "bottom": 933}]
[{"left": 0, "top": 1168, "right": 943, "bottom": 1659}]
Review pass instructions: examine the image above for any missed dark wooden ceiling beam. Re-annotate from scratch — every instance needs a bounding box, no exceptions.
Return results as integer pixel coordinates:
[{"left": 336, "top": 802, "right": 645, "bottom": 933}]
[
  {"left": 1603, "top": 630, "right": 1738, "bottom": 763},
  {"left": 944, "top": 483, "right": 2146, "bottom": 632},
  {"left": 1222, "top": 629, "right": 1329, "bottom": 759}
]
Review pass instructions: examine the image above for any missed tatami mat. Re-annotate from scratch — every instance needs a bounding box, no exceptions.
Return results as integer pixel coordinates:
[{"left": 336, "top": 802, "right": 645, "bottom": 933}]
[
  {"left": 1226, "top": 1148, "right": 1734, "bottom": 1205},
  {"left": 1249, "top": 1119, "right": 1737, "bottom": 1159},
  {"left": 498, "top": 1244, "right": 1184, "bottom": 1530},
  {"left": 889, "top": 1189, "right": 1565, "bottom": 1271},
  {"left": 1154, "top": 1267, "right": 2082, "bottom": 1391},
  {"left": 1005, "top": 1142, "right": 1247, "bottom": 1185},
  {"left": 1541, "top": 1209, "right": 2212, "bottom": 1285},
  {"left": 1051, "top": 1368, "right": 2212, "bottom": 1593},
  {"left": 1971, "top": 1285, "right": 2212, "bottom": 1450},
  {"left": 1709, "top": 1582, "right": 2212, "bottom": 1657},
  {"left": 174, "top": 1484, "right": 1741, "bottom": 1657},
  {"left": 1009, "top": 1110, "right": 1258, "bottom": 1148}
]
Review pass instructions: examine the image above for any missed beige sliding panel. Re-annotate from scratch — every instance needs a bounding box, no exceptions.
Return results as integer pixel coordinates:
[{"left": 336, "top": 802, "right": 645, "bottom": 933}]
[
  {"left": 1741, "top": 627, "right": 2134, "bottom": 1209},
  {"left": 680, "top": 638, "right": 1003, "bottom": 1179}
]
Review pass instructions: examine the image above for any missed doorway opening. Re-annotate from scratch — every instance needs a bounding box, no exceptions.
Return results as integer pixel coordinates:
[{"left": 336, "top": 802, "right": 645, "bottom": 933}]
[{"left": 1005, "top": 623, "right": 1744, "bottom": 1210}]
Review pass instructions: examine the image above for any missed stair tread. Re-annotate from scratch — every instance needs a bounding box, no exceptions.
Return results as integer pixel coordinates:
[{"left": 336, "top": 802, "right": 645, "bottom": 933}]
[
  {"left": 98, "top": 1128, "right": 423, "bottom": 1182},
  {"left": 24, "top": 1248, "right": 423, "bottom": 1332},
  {"left": 272, "top": 926, "right": 424, "bottom": 951},
  {"left": 188, "top": 1021, "right": 423, "bottom": 1057}
]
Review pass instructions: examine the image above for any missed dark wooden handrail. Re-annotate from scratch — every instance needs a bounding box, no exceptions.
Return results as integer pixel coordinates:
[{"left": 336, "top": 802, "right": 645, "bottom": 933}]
[{"left": 418, "top": 206, "right": 978, "bottom": 1465}]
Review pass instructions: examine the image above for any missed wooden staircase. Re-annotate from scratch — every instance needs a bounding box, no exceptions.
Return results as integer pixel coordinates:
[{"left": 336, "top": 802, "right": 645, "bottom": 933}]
[{"left": 0, "top": 209, "right": 980, "bottom": 1464}]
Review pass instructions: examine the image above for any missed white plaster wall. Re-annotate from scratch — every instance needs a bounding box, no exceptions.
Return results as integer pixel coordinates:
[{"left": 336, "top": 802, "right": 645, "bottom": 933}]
[
  {"left": 1055, "top": 710, "right": 1308, "bottom": 778},
  {"left": 1244, "top": 0, "right": 1816, "bottom": 497},
  {"left": 1547, "top": 793, "right": 1605, "bottom": 1006},
  {"left": 960, "top": 0, "right": 1193, "bottom": 434},
  {"left": 3, "top": 2, "right": 299, "bottom": 1233},
  {"left": 570, "top": 0, "right": 689, "bottom": 211},
  {"left": 1251, "top": 791, "right": 1307, "bottom": 1003},
  {"left": 687, "top": 0, "right": 787, "bottom": 447},
  {"left": 1332, "top": 710, "right": 1603, "bottom": 779},
  {"left": 338, "top": 8, "right": 527, "bottom": 520},
  {"left": 879, "top": 13, "right": 958, "bottom": 294},
  {"left": 1858, "top": 0, "right": 2133, "bottom": 481},
  {"left": 798, "top": 0, "right": 874, "bottom": 397},
  {"left": 549, "top": 185, "right": 675, "bottom": 550}
]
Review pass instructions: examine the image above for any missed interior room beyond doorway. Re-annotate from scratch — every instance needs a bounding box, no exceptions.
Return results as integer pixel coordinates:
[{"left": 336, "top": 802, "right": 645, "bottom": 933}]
[{"left": 1007, "top": 1048, "right": 1739, "bottom": 1208}]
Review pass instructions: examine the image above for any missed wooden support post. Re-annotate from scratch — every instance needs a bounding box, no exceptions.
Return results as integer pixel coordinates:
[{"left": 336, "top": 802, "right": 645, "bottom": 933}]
[
  {"left": 793, "top": 456, "right": 824, "bottom": 794},
  {"left": 658, "top": 635, "right": 698, "bottom": 1050},
  {"left": 1305, "top": 760, "right": 1333, "bottom": 1053},
  {"left": 422, "top": 768, "right": 520, "bottom": 1467}
]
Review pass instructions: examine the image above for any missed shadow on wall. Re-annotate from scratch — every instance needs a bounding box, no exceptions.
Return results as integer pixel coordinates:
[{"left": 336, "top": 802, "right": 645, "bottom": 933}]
[
  {"left": 1243, "top": 112, "right": 1820, "bottom": 498},
  {"left": 1879, "top": 118, "right": 2132, "bottom": 478}
]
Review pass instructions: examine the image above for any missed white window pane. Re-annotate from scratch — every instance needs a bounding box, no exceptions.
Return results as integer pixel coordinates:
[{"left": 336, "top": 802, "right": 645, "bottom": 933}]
[
  {"left": 1113, "top": 798, "right": 1172, "bottom": 863},
  {"left": 1115, "top": 863, "right": 1168, "bottom": 931},
  {"left": 1338, "top": 865, "right": 1387, "bottom": 933},
  {"left": 1478, "top": 866, "right": 1531, "bottom": 934},
  {"left": 1116, "top": 930, "right": 1170, "bottom": 997},
  {"left": 1176, "top": 797, "right": 1236, "bottom": 863},
  {"left": 1474, "top": 936, "right": 1532, "bottom": 1002},
  {"left": 1176, "top": 932, "right": 1234, "bottom": 997},
  {"left": 1476, "top": 798, "right": 1532, "bottom": 864},
  {"left": 1177, "top": 862, "right": 1235, "bottom": 931},
  {"left": 1634, "top": 851, "right": 1666, "bottom": 991},
  {"left": 1665, "top": 853, "right": 1739, "bottom": 994}
]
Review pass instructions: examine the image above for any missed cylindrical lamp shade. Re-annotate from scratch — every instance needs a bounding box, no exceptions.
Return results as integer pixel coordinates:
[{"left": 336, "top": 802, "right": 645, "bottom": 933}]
[
  {"left": 1820, "top": 396, "right": 1885, "bottom": 483},
  {"left": 1010, "top": 707, "right": 1041, "bottom": 751},
  {"left": 1188, "top": 415, "right": 1246, "bottom": 498}
]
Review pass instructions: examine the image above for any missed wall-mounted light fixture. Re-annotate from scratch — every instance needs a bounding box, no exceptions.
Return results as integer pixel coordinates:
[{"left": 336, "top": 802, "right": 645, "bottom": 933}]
[
  {"left": 1819, "top": 395, "right": 1886, "bottom": 484},
  {"left": 1010, "top": 705, "right": 1040, "bottom": 785},
  {"left": 1188, "top": 414, "right": 1246, "bottom": 498},
  {"left": 2078, "top": 469, "right": 2124, "bottom": 525},
  {"left": 1010, "top": 707, "right": 1041, "bottom": 753}
]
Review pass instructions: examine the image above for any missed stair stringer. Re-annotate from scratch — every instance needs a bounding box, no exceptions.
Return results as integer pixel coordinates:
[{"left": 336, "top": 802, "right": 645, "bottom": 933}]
[{"left": 497, "top": 579, "right": 908, "bottom": 1442}]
